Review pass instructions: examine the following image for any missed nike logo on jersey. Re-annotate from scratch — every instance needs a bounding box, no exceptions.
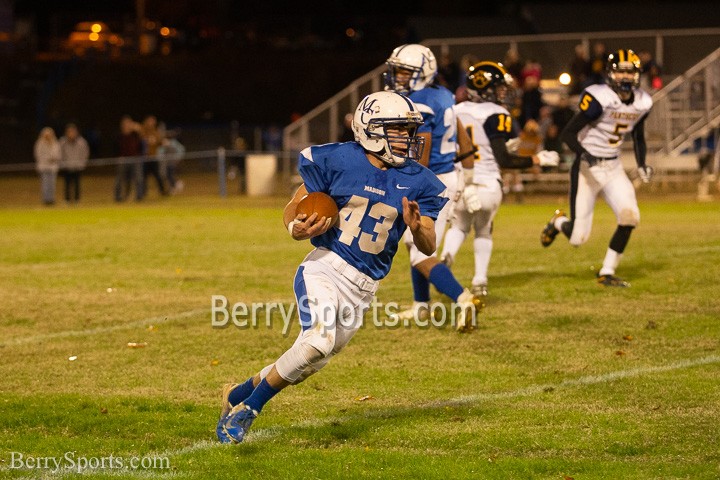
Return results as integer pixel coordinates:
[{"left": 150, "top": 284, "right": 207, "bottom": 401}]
[{"left": 396, "top": 184, "right": 410, "bottom": 190}]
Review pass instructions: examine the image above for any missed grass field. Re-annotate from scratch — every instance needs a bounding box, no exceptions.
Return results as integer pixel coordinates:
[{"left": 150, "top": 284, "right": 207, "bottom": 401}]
[{"left": 0, "top": 186, "right": 719, "bottom": 479}]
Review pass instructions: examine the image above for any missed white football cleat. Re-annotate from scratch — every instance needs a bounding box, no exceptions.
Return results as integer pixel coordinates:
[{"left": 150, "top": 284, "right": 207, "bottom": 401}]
[
  {"left": 455, "top": 288, "right": 483, "bottom": 333},
  {"left": 471, "top": 283, "right": 488, "bottom": 297},
  {"left": 388, "top": 303, "right": 430, "bottom": 324}
]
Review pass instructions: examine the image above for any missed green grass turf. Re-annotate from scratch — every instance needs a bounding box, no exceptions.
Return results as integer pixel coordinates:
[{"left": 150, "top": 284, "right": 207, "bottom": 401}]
[{"left": 0, "top": 193, "right": 719, "bottom": 479}]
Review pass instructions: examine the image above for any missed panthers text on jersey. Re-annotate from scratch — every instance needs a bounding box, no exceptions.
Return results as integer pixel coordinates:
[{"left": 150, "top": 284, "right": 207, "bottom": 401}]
[
  {"left": 576, "top": 84, "right": 653, "bottom": 158},
  {"left": 298, "top": 142, "right": 448, "bottom": 280},
  {"left": 408, "top": 85, "right": 457, "bottom": 175},
  {"left": 453, "top": 101, "right": 518, "bottom": 183}
]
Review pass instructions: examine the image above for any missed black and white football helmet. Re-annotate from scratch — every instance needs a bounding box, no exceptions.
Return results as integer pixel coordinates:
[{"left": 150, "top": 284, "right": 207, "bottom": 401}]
[
  {"left": 606, "top": 49, "right": 641, "bottom": 95},
  {"left": 352, "top": 91, "right": 425, "bottom": 167},
  {"left": 466, "top": 61, "right": 515, "bottom": 105}
]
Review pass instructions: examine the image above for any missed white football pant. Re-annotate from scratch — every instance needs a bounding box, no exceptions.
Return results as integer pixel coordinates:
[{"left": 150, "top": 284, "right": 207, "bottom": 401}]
[
  {"left": 441, "top": 178, "right": 502, "bottom": 286},
  {"left": 270, "top": 248, "right": 377, "bottom": 384},
  {"left": 569, "top": 160, "right": 640, "bottom": 246}
]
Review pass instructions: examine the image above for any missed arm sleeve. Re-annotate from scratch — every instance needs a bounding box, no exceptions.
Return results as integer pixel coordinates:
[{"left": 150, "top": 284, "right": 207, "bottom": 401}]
[
  {"left": 489, "top": 137, "right": 534, "bottom": 169},
  {"left": 631, "top": 113, "right": 649, "bottom": 168},
  {"left": 297, "top": 148, "right": 330, "bottom": 193},
  {"left": 560, "top": 112, "right": 594, "bottom": 155},
  {"left": 484, "top": 113, "right": 534, "bottom": 169}
]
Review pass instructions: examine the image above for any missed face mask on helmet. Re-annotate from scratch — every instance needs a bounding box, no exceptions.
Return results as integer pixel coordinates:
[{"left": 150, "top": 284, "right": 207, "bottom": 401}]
[
  {"left": 606, "top": 49, "right": 641, "bottom": 95},
  {"left": 352, "top": 91, "right": 425, "bottom": 167},
  {"left": 384, "top": 44, "right": 438, "bottom": 95},
  {"left": 466, "top": 61, "right": 516, "bottom": 106}
]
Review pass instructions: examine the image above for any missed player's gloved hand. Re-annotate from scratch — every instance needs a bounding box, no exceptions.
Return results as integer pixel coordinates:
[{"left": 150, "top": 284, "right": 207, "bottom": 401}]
[
  {"left": 637, "top": 165, "right": 654, "bottom": 183},
  {"left": 536, "top": 150, "right": 560, "bottom": 167},
  {"left": 462, "top": 184, "right": 482, "bottom": 214},
  {"left": 505, "top": 137, "right": 520, "bottom": 153}
]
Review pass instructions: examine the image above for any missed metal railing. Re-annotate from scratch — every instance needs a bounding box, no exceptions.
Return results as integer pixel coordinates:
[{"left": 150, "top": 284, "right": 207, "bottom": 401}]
[
  {"left": 283, "top": 28, "right": 720, "bottom": 155},
  {"left": 646, "top": 47, "right": 720, "bottom": 156}
]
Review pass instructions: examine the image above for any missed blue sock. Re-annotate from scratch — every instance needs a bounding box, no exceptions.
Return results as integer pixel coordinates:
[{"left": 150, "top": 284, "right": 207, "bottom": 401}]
[
  {"left": 428, "top": 263, "right": 464, "bottom": 301},
  {"left": 411, "top": 267, "right": 431, "bottom": 302},
  {"left": 243, "top": 378, "right": 280, "bottom": 413},
  {"left": 228, "top": 377, "right": 255, "bottom": 407}
]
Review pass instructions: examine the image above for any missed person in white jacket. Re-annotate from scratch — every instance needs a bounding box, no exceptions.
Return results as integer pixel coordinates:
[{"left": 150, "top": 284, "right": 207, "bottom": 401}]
[{"left": 34, "top": 127, "right": 61, "bottom": 205}]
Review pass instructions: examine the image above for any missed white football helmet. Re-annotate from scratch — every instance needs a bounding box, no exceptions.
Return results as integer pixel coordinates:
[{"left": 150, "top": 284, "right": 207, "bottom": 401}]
[
  {"left": 384, "top": 44, "right": 437, "bottom": 94},
  {"left": 352, "top": 91, "right": 425, "bottom": 167}
]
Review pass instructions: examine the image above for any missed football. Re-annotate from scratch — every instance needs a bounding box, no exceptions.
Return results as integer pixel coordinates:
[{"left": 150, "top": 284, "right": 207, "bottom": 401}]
[{"left": 296, "top": 192, "right": 339, "bottom": 226}]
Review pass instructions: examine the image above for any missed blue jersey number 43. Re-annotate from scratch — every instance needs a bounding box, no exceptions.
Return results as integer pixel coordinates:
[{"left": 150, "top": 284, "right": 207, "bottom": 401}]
[{"left": 337, "top": 195, "right": 398, "bottom": 254}]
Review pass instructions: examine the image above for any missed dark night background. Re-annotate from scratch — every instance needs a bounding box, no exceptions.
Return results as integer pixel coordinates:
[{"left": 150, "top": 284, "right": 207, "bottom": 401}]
[{"left": 0, "top": 0, "right": 718, "bottom": 161}]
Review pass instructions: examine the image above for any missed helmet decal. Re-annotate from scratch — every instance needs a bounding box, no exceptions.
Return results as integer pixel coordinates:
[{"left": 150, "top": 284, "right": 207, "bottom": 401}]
[{"left": 466, "top": 61, "right": 515, "bottom": 105}]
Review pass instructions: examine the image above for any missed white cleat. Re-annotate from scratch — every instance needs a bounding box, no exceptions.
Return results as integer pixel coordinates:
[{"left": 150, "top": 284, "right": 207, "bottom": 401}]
[
  {"left": 455, "top": 288, "right": 484, "bottom": 333},
  {"left": 388, "top": 303, "right": 430, "bottom": 324},
  {"left": 471, "top": 283, "right": 488, "bottom": 297}
]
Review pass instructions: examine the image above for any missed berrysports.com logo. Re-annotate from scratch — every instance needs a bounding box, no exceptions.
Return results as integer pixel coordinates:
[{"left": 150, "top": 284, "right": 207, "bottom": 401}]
[
  {"left": 210, "top": 295, "right": 481, "bottom": 335},
  {"left": 6, "top": 452, "right": 171, "bottom": 474}
]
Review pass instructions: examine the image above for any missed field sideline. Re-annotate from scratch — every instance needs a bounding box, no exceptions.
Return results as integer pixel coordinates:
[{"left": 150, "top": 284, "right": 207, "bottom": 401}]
[{"left": 0, "top": 193, "right": 719, "bottom": 479}]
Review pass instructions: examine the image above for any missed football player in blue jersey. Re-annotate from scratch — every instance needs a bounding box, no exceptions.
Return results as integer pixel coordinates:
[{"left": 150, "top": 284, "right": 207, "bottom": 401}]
[
  {"left": 540, "top": 49, "right": 654, "bottom": 287},
  {"left": 216, "top": 91, "right": 453, "bottom": 444},
  {"left": 385, "top": 43, "right": 481, "bottom": 331}
]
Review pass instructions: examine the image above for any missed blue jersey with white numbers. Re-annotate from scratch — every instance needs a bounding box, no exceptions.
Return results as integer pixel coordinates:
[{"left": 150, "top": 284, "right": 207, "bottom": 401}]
[
  {"left": 408, "top": 85, "right": 457, "bottom": 175},
  {"left": 298, "top": 142, "right": 447, "bottom": 280}
]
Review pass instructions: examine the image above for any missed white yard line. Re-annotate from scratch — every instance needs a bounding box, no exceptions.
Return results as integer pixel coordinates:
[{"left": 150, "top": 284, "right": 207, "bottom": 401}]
[
  {"left": 0, "top": 309, "right": 206, "bottom": 347},
  {"left": 6, "top": 353, "right": 716, "bottom": 478}
]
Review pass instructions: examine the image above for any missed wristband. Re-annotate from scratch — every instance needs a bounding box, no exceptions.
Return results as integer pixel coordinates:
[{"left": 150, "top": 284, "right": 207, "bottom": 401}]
[{"left": 287, "top": 220, "right": 300, "bottom": 236}]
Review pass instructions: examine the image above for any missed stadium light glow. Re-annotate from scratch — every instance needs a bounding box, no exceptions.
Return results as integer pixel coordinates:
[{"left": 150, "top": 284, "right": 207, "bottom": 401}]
[{"left": 559, "top": 73, "right": 572, "bottom": 85}]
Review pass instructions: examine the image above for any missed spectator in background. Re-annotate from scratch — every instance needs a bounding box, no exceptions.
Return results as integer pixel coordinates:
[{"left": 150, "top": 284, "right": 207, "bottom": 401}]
[
  {"left": 504, "top": 119, "right": 544, "bottom": 202},
  {"left": 139, "top": 115, "right": 168, "bottom": 198},
  {"left": 437, "top": 52, "right": 460, "bottom": 92},
  {"left": 157, "top": 130, "right": 186, "bottom": 194},
  {"left": 34, "top": 127, "right": 61, "bottom": 205},
  {"left": 228, "top": 136, "right": 248, "bottom": 193},
  {"left": 59, "top": 123, "right": 89, "bottom": 204},
  {"left": 520, "top": 58, "right": 542, "bottom": 87},
  {"left": 552, "top": 95, "right": 575, "bottom": 133},
  {"left": 114, "top": 115, "right": 144, "bottom": 202},
  {"left": 569, "top": 43, "right": 592, "bottom": 95},
  {"left": 537, "top": 105, "right": 554, "bottom": 140},
  {"left": 520, "top": 74, "right": 544, "bottom": 127},
  {"left": 638, "top": 50, "right": 663, "bottom": 91},
  {"left": 588, "top": 41, "right": 608, "bottom": 85},
  {"left": 503, "top": 49, "right": 523, "bottom": 86},
  {"left": 262, "top": 124, "right": 283, "bottom": 151}
]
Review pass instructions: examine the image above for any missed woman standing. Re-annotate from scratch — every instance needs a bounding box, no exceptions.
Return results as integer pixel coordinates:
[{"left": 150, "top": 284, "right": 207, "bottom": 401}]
[{"left": 34, "top": 127, "right": 61, "bottom": 205}]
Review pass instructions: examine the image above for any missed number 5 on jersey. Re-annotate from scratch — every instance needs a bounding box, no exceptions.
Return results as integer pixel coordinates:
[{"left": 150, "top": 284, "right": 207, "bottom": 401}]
[{"left": 338, "top": 195, "right": 397, "bottom": 254}]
